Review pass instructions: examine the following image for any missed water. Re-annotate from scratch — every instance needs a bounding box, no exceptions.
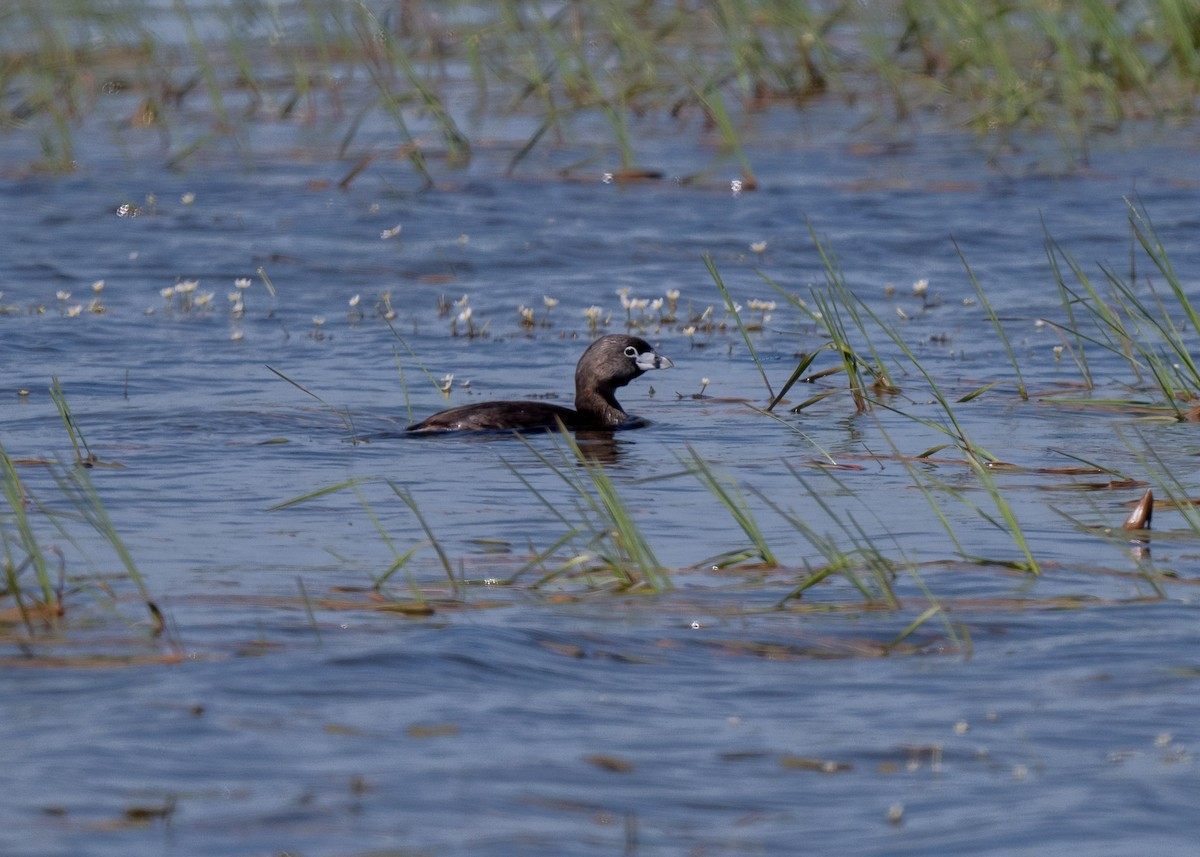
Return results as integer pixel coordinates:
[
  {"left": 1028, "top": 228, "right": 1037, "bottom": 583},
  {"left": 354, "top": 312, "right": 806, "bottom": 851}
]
[{"left": 3, "top": 76, "right": 1200, "bottom": 856}]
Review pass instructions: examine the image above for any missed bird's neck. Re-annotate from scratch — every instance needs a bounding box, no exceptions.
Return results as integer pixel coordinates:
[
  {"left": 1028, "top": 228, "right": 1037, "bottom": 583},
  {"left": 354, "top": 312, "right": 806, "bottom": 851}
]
[{"left": 575, "top": 388, "right": 627, "bottom": 427}]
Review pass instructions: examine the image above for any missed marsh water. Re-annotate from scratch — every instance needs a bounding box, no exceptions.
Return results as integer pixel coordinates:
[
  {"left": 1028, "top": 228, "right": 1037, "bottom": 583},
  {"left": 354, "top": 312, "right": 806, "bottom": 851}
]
[{"left": 4, "top": 38, "right": 1200, "bottom": 857}]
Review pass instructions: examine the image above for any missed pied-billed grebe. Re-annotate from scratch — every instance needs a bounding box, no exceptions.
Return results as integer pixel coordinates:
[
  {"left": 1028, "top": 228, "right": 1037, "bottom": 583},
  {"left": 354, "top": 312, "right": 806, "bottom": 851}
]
[{"left": 406, "top": 334, "right": 673, "bottom": 433}]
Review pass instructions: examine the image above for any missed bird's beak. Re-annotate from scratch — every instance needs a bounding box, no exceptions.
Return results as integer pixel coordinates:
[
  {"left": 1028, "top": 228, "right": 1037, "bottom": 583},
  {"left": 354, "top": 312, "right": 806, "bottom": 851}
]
[{"left": 636, "top": 350, "right": 673, "bottom": 371}]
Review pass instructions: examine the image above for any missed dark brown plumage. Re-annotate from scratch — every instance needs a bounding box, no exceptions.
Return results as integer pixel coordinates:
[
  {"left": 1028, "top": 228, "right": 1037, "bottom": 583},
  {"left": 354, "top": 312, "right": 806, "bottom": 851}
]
[{"left": 406, "top": 334, "right": 673, "bottom": 433}]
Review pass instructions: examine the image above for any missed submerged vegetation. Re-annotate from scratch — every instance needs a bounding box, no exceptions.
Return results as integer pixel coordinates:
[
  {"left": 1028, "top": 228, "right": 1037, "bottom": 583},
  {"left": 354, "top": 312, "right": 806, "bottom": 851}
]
[{"left": 2, "top": 0, "right": 1199, "bottom": 175}]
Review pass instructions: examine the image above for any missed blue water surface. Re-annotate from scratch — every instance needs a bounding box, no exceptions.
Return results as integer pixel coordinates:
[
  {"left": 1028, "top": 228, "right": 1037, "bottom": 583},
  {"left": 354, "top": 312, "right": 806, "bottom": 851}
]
[{"left": 2, "top": 64, "right": 1200, "bottom": 857}]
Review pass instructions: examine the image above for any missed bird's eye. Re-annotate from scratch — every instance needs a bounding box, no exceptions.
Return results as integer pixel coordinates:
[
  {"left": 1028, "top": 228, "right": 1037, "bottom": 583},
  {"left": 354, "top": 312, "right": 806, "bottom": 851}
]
[{"left": 624, "top": 345, "right": 638, "bottom": 358}]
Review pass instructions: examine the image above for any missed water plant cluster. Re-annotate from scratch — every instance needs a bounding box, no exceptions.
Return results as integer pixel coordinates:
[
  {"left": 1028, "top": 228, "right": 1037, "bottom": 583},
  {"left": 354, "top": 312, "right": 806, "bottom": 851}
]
[{"left": 3, "top": 0, "right": 1198, "bottom": 174}]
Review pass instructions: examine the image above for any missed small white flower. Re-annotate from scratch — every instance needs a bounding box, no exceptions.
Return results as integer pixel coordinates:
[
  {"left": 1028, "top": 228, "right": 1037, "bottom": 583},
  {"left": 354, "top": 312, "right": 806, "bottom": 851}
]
[
  {"left": 650, "top": 298, "right": 664, "bottom": 312},
  {"left": 230, "top": 329, "right": 244, "bottom": 341},
  {"left": 683, "top": 326, "right": 696, "bottom": 337},
  {"left": 234, "top": 277, "right": 252, "bottom": 290},
  {"left": 194, "top": 291, "right": 214, "bottom": 307},
  {"left": 583, "top": 306, "right": 603, "bottom": 321},
  {"left": 176, "top": 279, "right": 199, "bottom": 294},
  {"left": 161, "top": 286, "right": 175, "bottom": 299},
  {"left": 380, "top": 224, "right": 403, "bottom": 239},
  {"left": 66, "top": 304, "right": 83, "bottom": 318},
  {"left": 750, "top": 241, "right": 767, "bottom": 253},
  {"left": 455, "top": 294, "right": 470, "bottom": 307},
  {"left": 91, "top": 280, "right": 105, "bottom": 293},
  {"left": 349, "top": 294, "right": 361, "bottom": 308},
  {"left": 912, "top": 278, "right": 929, "bottom": 295},
  {"left": 542, "top": 295, "right": 559, "bottom": 309},
  {"left": 181, "top": 192, "right": 196, "bottom": 205},
  {"left": 56, "top": 290, "right": 71, "bottom": 301},
  {"left": 458, "top": 307, "right": 473, "bottom": 323},
  {"left": 666, "top": 289, "right": 680, "bottom": 301}
]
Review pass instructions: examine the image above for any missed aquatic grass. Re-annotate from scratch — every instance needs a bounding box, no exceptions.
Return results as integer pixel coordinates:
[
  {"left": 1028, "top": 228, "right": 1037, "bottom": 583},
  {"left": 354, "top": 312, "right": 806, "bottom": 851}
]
[
  {"left": 389, "top": 482, "right": 458, "bottom": 592},
  {"left": 7, "top": 1, "right": 1199, "bottom": 174},
  {"left": 954, "top": 240, "right": 1028, "bottom": 400},
  {"left": 296, "top": 576, "right": 321, "bottom": 643},
  {"left": 1, "top": 437, "right": 161, "bottom": 640},
  {"left": 265, "top": 365, "right": 360, "bottom": 444},
  {"left": 173, "top": 0, "right": 229, "bottom": 128},
  {"left": 52, "top": 463, "right": 159, "bottom": 628},
  {"left": 49, "top": 377, "right": 94, "bottom": 465},
  {"left": 761, "top": 224, "right": 1042, "bottom": 574},
  {"left": 385, "top": 318, "right": 458, "bottom": 401},
  {"left": 703, "top": 254, "right": 773, "bottom": 400},
  {"left": 844, "top": 285, "right": 1042, "bottom": 575},
  {"left": 761, "top": 224, "right": 896, "bottom": 414},
  {"left": 750, "top": 463, "right": 900, "bottom": 608},
  {"left": 1044, "top": 202, "right": 1200, "bottom": 416},
  {"left": 350, "top": 2, "right": 471, "bottom": 167},
  {"left": 271, "top": 477, "right": 456, "bottom": 593},
  {"left": 680, "top": 445, "right": 777, "bottom": 568},
  {"left": 511, "top": 429, "right": 672, "bottom": 590},
  {"left": 0, "top": 440, "right": 55, "bottom": 610},
  {"left": 691, "top": 83, "right": 757, "bottom": 188},
  {"left": 350, "top": 484, "right": 424, "bottom": 596}
]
